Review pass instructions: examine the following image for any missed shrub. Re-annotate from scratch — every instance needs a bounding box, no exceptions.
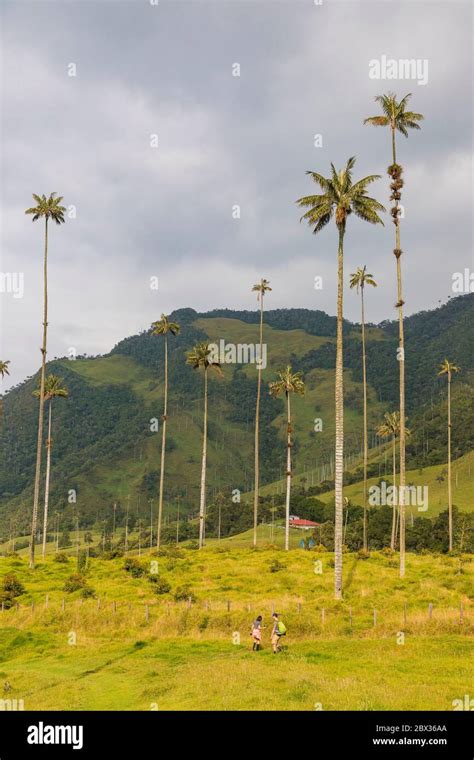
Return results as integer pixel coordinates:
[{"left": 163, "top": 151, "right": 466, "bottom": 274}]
[
  {"left": 2, "top": 573, "right": 25, "bottom": 597},
  {"left": 123, "top": 558, "right": 146, "bottom": 578},
  {"left": 54, "top": 553, "right": 69, "bottom": 564},
  {"left": 198, "top": 615, "right": 210, "bottom": 632},
  {"left": 270, "top": 559, "right": 285, "bottom": 573},
  {"left": 174, "top": 585, "right": 196, "bottom": 603},
  {"left": 77, "top": 550, "right": 88, "bottom": 573},
  {"left": 380, "top": 547, "right": 395, "bottom": 557},
  {"left": 102, "top": 549, "right": 124, "bottom": 560},
  {"left": 80, "top": 586, "right": 96, "bottom": 599},
  {"left": 64, "top": 574, "right": 87, "bottom": 593},
  {"left": 357, "top": 549, "right": 370, "bottom": 560},
  {"left": 152, "top": 578, "right": 171, "bottom": 595}
]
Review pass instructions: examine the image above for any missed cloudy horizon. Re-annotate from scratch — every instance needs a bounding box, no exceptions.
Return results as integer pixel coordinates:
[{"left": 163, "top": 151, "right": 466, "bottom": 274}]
[{"left": 1, "top": 0, "right": 473, "bottom": 390}]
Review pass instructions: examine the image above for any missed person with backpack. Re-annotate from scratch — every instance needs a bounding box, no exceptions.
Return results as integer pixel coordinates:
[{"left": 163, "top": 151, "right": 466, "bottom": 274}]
[
  {"left": 271, "top": 612, "right": 286, "bottom": 653},
  {"left": 250, "top": 615, "right": 263, "bottom": 651}
]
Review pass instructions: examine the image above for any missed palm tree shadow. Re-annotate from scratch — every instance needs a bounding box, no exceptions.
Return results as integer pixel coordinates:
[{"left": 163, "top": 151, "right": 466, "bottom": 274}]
[{"left": 344, "top": 555, "right": 359, "bottom": 593}]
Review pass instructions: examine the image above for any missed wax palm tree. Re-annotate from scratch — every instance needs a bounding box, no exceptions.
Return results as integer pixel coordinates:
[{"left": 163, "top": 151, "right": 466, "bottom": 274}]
[
  {"left": 296, "top": 157, "right": 384, "bottom": 598},
  {"left": 151, "top": 314, "right": 180, "bottom": 550},
  {"left": 438, "top": 359, "right": 461, "bottom": 551},
  {"left": 251, "top": 277, "right": 272, "bottom": 547},
  {"left": 186, "top": 342, "right": 222, "bottom": 548},
  {"left": 0, "top": 360, "right": 10, "bottom": 425},
  {"left": 25, "top": 192, "right": 66, "bottom": 567},
  {"left": 269, "top": 367, "right": 305, "bottom": 551},
  {"left": 378, "top": 411, "right": 400, "bottom": 550},
  {"left": 33, "top": 374, "right": 68, "bottom": 558},
  {"left": 364, "top": 94, "right": 423, "bottom": 578},
  {"left": 350, "top": 266, "right": 377, "bottom": 551}
]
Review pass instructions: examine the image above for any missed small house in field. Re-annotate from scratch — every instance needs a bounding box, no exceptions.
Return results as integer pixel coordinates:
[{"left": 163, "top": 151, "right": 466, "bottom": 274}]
[{"left": 289, "top": 518, "right": 319, "bottom": 531}]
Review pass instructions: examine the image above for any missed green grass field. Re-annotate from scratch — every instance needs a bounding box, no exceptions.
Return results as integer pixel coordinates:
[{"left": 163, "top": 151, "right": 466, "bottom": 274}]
[{"left": 0, "top": 547, "right": 472, "bottom": 710}]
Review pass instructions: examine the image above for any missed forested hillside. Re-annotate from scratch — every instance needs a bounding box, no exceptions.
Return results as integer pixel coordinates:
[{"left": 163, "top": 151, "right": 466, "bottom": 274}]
[{"left": 0, "top": 294, "right": 472, "bottom": 539}]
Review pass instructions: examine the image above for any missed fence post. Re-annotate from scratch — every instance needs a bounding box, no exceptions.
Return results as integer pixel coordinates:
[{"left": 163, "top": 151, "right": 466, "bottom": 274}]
[
  {"left": 45, "top": 594, "right": 49, "bottom": 609},
  {"left": 297, "top": 602, "right": 302, "bottom": 614},
  {"left": 187, "top": 596, "right": 192, "bottom": 609},
  {"left": 428, "top": 602, "right": 433, "bottom": 620},
  {"left": 1, "top": 601, "right": 4, "bottom": 613},
  {"left": 227, "top": 600, "right": 231, "bottom": 612},
  {"left": 61, "top": 598, "right": 65, "bottom": 612},
  {"left": 349, "top": 606, "right": 353, "bottom": 629},
  {"left": 112, "top": 601, "right": 116, "bottom": 614},
  {"left": 373, "top": 608, "right": 377, "bottom": 627},
  {"left": 321, "top": 608, "right": 325, "bottom": 626},
  {"left": 31, "top": 601, "right": 35, "bottom": 613}
]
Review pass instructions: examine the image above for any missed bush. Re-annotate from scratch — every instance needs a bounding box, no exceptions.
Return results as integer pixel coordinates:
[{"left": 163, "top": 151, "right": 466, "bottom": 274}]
[
  {"left": 270, "top": 559, "right": 285, "bottom": 573},
  {"left": 54, "top": 553, "right": 69, "bottom": 564},
  {"left": 198, "top": 615, "right": 210, "bottom": 632},
  {"left": 173, "top": 585, "right": 196, "bottom": 603},
  {"left": 151, "top": 578, "right": 171, "bottom": 595},
  {"left": 77, "top": 550, "right": 88, "bottom": 573},
  {"left": 123, "top": 558, "right": 146, "bottom": 578},
  {"left": 357, "top": 549, "right": 370, "bottom": 560},
  {"left": 0, "top": 591, "right": 16, "bottom": 609},
  {"left": 2, "top": 573, "right": 25, "bottom": 597},
  {"left": 80, "top": 586, "right": 96, "bottom": 599},
  {"left": 380, "top": 547, "right": 395, "bottom": 557},
  {"left": 102, "top": 549, "right": 124, "bottom": 560},
  {"left": 64, "top": 574, "right": 88, "bottom": 593}
]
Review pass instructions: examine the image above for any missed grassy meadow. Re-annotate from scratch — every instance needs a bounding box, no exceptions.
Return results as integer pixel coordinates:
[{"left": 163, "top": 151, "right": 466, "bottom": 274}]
[{"left": 0, "top": 546, "right": 472, "bottom": 710}]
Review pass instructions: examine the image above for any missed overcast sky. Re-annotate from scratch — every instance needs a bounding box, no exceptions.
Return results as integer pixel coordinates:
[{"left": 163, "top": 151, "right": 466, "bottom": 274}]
[{"left": 1, "top": 0, "right": 472, "bottom": 390}]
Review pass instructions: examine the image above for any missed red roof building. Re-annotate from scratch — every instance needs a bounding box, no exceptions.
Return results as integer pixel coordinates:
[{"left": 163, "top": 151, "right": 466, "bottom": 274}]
[{"left": 289, "top": 518, "right": 319, "bottom": 530}]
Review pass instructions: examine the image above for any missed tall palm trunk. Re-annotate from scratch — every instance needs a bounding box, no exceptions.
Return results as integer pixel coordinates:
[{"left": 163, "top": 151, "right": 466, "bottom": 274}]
[
  {"left": 253, "top": 294, "right": 264, "bottom": 547},
  {"left": 30, "top": 217, "right": 49, "bottom": 568},
  {"left": 334, "top": 226, "right": 345, "bottom": 599},
  {"left": 390, "top": 433, "right": 397, "bottom": 550},
  {"left": 447, "top": 370, "right": 453, "bottom": 551},
  {"left": 42, "top": 400, "right": 53, "bottom": 559},
  {"left": 157, "top": 335, "right": 168, "bottom": 549},
  {"left": 198, "top": 368, "right": 208, "bottom": 549},
  {"left": 284, "top": 392, "right": 292, "bottom": 551},
  {"left": 360, "top": 284, "right": 368, "bottom": 551},
  {"left": 390, "top": 123, "right": 407, "bottom": 578}
]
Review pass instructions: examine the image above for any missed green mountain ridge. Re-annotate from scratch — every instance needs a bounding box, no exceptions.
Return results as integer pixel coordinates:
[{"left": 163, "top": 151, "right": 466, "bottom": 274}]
[{"left": 1, "top": 294, "right": 473, "bottom": 538}]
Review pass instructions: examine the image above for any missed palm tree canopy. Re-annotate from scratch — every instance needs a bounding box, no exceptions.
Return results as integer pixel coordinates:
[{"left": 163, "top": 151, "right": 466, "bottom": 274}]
[
  {"left": 33, "top": 374, "right": 68, "bottom": 402},
  {"left": 438, "top": 359, "right": 461, "bottom": 377},
  {"left": 296, "top": 156, "right": 385, "bottom": 234},
  {"left": 25, "top": 192, "right": 66, "bottom": 224},
  {"left": 349, "top": 265, "right": 377, "bottom": 292},
  {"left": 0, "top": 360, "right": 10, "bottom": 378},
  {"left": 269, "top": 366, "right": 305, "bottom": 398},
  {"left": 377, "top": 411, "right": 411, "bottom": 439},
  {"left": 364, "top": 92, "right": 424, "bottom": 137},
  {"left": 151, "top": 314, "right": 180, "bottom": 337},
  {"left": 186, "top": 342, "right": 222, "bottom": 375},
  {"left": 252, "top": 278, "right": 272, "bottom": 299}
]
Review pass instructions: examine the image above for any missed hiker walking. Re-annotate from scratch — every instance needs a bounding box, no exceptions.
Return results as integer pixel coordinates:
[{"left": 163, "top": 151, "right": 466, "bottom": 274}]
[
  {"left": 251, "top": 615, "right": 263, "bottom": 651},
  {"left": 271, "top": 612, "right": 286, "bottom": 653}
]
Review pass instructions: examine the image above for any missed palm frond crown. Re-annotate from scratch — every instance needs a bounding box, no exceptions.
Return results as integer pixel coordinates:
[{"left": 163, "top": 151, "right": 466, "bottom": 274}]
[
  {"left": 296, "top": 157, "right": 385, "bottom": 234},
  {"left": 364, "top": 92, "right": 424, "bottom": 137},
  {"left": 151, "top": 314, "right": 180, "bottom": 337},
  {"left": 269, "top": 366, "right": 305, "bottom": 398},
  {"left": 25, "top": 192, "right": 66, "bottom": 225}
]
